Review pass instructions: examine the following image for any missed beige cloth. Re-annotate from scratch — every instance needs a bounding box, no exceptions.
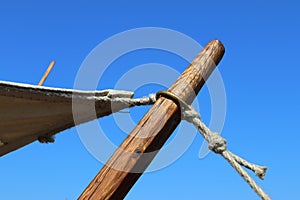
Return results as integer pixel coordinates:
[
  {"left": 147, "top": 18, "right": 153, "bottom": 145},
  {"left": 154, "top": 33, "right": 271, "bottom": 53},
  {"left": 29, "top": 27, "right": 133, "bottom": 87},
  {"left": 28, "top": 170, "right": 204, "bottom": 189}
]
[{"left": 0, "top": 81, "right": 133, "bottom": 156}]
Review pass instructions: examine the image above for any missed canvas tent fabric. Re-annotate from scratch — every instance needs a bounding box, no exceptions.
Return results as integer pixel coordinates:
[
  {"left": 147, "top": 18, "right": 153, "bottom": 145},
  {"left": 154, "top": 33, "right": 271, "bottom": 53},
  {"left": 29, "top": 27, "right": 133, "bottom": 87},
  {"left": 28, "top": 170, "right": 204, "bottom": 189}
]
[{"left": 0, "top": 81, "right": 134, "bottom": 156}]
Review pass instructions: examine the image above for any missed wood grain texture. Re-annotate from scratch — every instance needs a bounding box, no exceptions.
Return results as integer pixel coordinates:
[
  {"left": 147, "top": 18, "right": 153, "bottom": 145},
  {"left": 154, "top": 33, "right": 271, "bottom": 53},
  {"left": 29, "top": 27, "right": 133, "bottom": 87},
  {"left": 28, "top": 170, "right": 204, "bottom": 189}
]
[{"left": 79, "top": 40, "right": 225, "bottom": 200}]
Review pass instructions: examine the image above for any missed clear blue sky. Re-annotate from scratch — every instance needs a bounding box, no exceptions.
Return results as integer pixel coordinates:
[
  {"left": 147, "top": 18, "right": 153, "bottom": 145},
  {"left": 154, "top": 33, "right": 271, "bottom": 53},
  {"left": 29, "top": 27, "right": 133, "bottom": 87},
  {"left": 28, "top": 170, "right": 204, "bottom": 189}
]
[{"left": 1, "top": 1, "right": 300, "bottom": 199}]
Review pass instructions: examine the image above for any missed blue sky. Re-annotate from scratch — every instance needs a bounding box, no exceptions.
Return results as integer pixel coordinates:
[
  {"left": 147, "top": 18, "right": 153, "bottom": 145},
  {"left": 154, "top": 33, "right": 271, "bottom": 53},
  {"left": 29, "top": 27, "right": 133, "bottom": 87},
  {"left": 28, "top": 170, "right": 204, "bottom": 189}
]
[{"left": 1, "top": 1, "right": 300, "bottom": 199}]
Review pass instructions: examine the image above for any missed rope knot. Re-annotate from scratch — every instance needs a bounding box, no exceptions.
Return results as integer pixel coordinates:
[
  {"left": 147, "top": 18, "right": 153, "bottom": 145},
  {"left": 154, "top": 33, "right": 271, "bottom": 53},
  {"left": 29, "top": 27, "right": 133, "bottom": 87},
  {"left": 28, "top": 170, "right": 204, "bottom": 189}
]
[{"left": 208, "top": 132, "right": 227, "bottom": 154}]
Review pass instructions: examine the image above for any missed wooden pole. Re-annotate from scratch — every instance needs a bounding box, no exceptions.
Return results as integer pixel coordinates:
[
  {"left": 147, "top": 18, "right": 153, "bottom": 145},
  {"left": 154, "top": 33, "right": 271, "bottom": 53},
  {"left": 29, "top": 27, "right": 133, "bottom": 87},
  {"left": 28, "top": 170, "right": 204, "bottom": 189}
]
[
  {"left": 79, "top": 40, "right": 225, "bottom": 200},
  {"left": 38, "top": 61, "right": 55, "bottom": 86}
]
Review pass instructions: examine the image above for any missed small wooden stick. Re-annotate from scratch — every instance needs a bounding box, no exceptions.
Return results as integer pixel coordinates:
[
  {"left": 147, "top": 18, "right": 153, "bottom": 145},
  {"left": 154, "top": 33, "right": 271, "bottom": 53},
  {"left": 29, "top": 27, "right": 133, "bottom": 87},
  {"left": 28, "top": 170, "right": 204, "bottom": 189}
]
[{"left": 38, "top": 61, "right": 55, "bottom": 86}]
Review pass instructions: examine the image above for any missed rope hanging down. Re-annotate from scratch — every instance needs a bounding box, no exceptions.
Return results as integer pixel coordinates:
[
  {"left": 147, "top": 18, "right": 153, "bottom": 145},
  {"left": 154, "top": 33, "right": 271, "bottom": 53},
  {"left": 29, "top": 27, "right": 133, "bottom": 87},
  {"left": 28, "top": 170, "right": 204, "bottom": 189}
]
[{"left": 109, "top": 91, "right": 270, "bottom": 200}]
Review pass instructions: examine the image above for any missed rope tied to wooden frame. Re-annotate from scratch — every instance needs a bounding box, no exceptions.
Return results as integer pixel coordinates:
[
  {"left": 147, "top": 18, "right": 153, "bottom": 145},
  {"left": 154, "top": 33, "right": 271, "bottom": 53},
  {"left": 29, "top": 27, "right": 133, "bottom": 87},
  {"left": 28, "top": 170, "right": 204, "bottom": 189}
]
[
  {"left": 156, "top": 90, "right": 270, "bottom": 200},
  {"left": 116, "top": 90, "right": 270, "bottom": 200}
]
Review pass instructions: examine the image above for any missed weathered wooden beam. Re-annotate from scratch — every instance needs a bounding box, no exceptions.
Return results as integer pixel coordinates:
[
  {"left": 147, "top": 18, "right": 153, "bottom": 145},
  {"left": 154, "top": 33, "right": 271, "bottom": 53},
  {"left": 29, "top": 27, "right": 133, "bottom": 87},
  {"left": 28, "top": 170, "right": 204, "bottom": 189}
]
[{"left": 79, "top": 40, "right": 225, "bottom": 200}]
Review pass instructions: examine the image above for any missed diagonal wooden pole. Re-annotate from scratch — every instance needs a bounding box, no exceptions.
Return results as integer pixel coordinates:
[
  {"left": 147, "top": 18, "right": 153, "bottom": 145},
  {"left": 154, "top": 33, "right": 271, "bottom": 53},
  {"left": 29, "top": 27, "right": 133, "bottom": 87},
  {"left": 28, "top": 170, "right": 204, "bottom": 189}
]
[
  {"left": 79, "top": 40, "right": 225, "bottom": 200},
  {"left": 38, "top": 61, "right": 55, "bottom": 86}
]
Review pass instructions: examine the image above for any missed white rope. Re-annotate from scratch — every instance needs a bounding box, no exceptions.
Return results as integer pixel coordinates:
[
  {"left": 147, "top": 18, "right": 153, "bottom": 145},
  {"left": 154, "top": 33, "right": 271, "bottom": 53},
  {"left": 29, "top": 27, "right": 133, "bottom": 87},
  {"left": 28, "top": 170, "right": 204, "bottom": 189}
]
[
  {"left": 110, "top": 92, "right": 271, "bottom": 200},
  {"left": 112, "top": 93, "right": 157, "bottom": 107},
  {"left": 181, "top": 104, "right": 270, "bottom": 200}
]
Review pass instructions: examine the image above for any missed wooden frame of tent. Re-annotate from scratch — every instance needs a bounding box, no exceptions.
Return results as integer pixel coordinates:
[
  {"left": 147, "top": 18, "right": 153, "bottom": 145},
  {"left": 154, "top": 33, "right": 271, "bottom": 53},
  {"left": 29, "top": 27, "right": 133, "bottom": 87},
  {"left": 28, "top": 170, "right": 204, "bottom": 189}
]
[
  {"left": 0, "top": 40, "right": 224, "bottom": 199},
  {"left": 0, "top": 40, "right": 269, "bottom": 199},
  {"left": 78, "top": 40, "right": 224, "bottom": 199}
]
